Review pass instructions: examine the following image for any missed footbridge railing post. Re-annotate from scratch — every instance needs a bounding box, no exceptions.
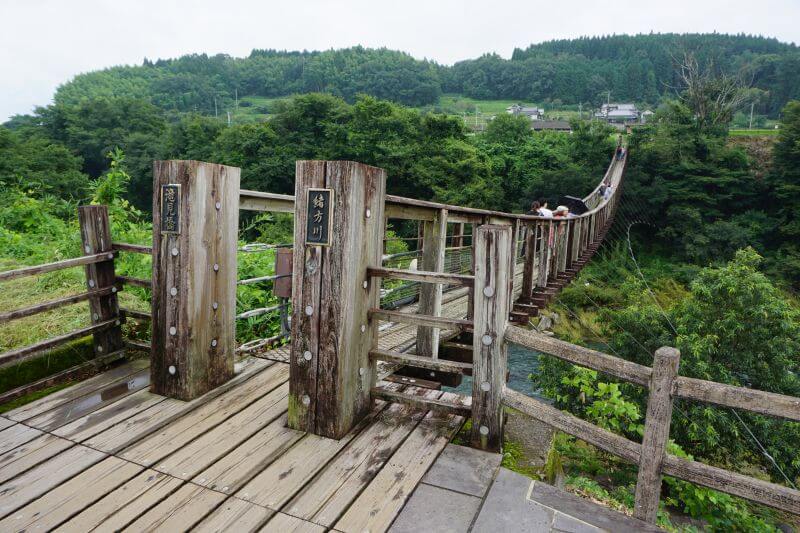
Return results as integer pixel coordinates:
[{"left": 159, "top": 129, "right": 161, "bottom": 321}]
[
  {"left": 471, "top": 224, "right": 512, "bottom": 452},
  {"left": 288, "top": 161, "right": 386, "bottom": 439},
  {"left": 150, "top": 160, "right": 240, "bottom": 400}
]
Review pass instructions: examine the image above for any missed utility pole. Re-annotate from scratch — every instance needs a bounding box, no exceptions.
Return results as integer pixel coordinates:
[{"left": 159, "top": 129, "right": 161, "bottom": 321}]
[
  {"left": 235, "top": 89, "right": 239, "bottom": 112},
  {"left": 227, "top": 111, "right": 231, "bottom": 126},
  {"left": 579, "top": 102, "right": 583, "bottom": 120},
  {"left": 475, "top": 105, "right": 479, "bottom": 129},
  {"left": 214, "top": 96, "right": 218, "bottom": 118},
  {"left": 749, "top": 102, "right": 755, "bottom": 130}
]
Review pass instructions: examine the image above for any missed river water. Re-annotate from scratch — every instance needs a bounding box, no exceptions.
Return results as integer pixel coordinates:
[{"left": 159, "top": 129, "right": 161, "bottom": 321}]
[{"left": 445, "top": 343, "right": 545, "bottom": 399}]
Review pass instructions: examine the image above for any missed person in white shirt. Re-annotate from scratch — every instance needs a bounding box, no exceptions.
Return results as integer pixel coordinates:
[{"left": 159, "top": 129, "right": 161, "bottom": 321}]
[
  {"left": 603, "top": 184, "right": 614, "bottom": 200},
  {"left": 538, "top": 201, "right": 554, "bottom": 218}
]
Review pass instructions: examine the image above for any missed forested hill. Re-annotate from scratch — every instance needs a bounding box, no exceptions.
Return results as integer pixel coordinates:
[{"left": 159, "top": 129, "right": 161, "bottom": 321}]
[
  {"left": 445, "top": 34, "right": 799, "bottom": 114},
  {"left": 45, "top": 33, "right": 800, "bottom": 118}
]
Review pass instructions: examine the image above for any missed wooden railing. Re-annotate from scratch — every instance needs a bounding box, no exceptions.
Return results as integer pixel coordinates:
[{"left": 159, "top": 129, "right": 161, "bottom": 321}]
[
  {"left": 0, "top": 206, "right": 145, "bottom": 403},
  {"left": 504, "top": 325, "right": 800, "bottom": 521}
]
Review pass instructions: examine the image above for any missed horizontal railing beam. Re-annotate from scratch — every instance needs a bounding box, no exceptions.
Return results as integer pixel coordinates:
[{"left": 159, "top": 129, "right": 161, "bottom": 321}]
[
  {"left": 505, "top": 325, "right": 651, "bottom": 387},
  {"left": 503, "top": 387, "right": 800, "bottom": 515},
  {"left": 367, "top": 267, "right": 474, "bottom": 287},
  {"left": 0, "top": 285, "right": 121, "bottom": 323},
  {"left": 369, "top": 348, "right": 472, "bottom": 374},
  {"left": 117, "top": 276, "right": 152, "bottom": 289},
  {"left": 239, "top": 190, "right": 295, "bottom": 213},
  {"left": 0, "top": 318, "right": 123, "bottom": 367},
  {"left": 0, "top": 252, "right": 116, "bottom": 282},
  {"left": 237, "top": 273, "right": 291, "bottom": 286},
  {"left": 676, "top": 376, "right": 800, "bottom": 422},
  {"left": 112, "top": 242, "right": 152, "bottom": 254},
  {"left": 371, "top": 386, "right": 471, "bottom": 416},
  {"left": 369, "top": 308, "right": 472, "bottom": 330},
  {"left": 120, "top": 308, "right": 151, "bottom": 321}
]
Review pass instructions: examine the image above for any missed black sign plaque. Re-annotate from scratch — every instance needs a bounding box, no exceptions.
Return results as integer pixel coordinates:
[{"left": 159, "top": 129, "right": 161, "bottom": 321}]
[
  {"left": 305, "top": 188, "right": 333, "bottom": 246},
  {"left": 160, "top": 184, "right": 181, "bottom": 235}
]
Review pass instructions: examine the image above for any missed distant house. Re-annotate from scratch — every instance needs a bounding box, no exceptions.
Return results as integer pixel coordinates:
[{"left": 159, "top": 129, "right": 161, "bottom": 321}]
[
  {"left": 594, "top": 103, "right": 653, "bottom": 129},
  {"left": 506, "top": 104, "right": 545, "bottom": 121}
]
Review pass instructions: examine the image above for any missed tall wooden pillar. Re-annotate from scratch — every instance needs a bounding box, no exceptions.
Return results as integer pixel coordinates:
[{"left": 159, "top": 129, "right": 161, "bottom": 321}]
[
  {"left": 78, "top": 205, "right": 124, "bottom": 357},
  {"left": 416, "top": 208, "right": 447, "bottom": 358},
  {"left": 288, "top": 161, "right": 386, "bottom": 439},
  {"left": 151, "top": 160, "right": 240, "bottom": 401},
  {"left": 471, "top": 224, "right": 512, "bottom": 451}
]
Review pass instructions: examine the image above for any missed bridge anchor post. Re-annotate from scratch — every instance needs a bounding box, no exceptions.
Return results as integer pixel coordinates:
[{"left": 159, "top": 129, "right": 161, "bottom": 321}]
[
  {"left": 150, "top": 160, "right": 240, "bottom": 401},
  {"left": 471, "top": 224, "right": 512, "bottom": 452},
  {"left": 288, "top": 161, "right": 386, "bottom": 439}
]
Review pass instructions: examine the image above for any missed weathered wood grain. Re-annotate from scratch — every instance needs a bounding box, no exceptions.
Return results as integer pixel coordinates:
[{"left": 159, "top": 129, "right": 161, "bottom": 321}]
[
  {"left": 151, "top": 160, "right": 240, "bottom": 400},
  {"left": 4, "top": 359, "right": 149, "bottom": 422},
  {"left": 79, "top": 205, "right": 125, "bottom": 358},
  {"left": 367, "top": 266, "right": 473, "bottom": 287},
  {"left": 262, "top": 511, "right": 327, "bottom": 532},
  {"left": 0, "top": 456, "right": 141, "bottom": 531},
  {"left": 676, "top": 376, "right": 800, "bottom": 422},
  {"left": 285, "top": 388, "right": 439, "bottom": 527},
  {"left": 122, "top": 481, "right": 227, "bottom": 531},
  {"left": 0, "top": 433, "right": 73, "bottom": 484},
  {"left": 505, "top": 325, "right": 651, "bottom": 386},
  {"left": 333, "top": 392, "right": 466, "bottom": 533},
  {"left": 0, "top": 443, "right": 106, "bottom": 519},
  {"left": 58, "top": 469, "right": 183, "bottom": 532},
  {"left": 0, "top": 424, "right": 43, "bottom": 456},
  {"left": 314, "top": 161, "right": 386, "bottom": 438},
  {"left": 369, "top": 348, "right": 472, "bottom": 374},
  {"left": 369, "top": 308, "right": 471, "bottom": 330},
  {"left": 471, "top": 224, "right": 512, "bottom": 451},
  {"left": 371, "top": 386, "right": 471, "bottom": 416},
  {"left": 0, "top": 285, "right": 119, "bottom": 323},
  {"left": 112, "top": 242, "right": 152, "bottom": 254},
  {"left": 194, "top": 496, "right": 273, "bottom": 532},
  {"left": 121, "top": 362, "right": 286, "bottom": 466},
  {"left": 288, "top": 160, "right": 325, "bottom": 432},
  {"left": 635, "top": 347, "right": 680, "bottom": 523},
  {"left": 0, "top": 252, "right": 115, "bottom": 282},
  {"left": 417, "top": 208, "right": 448, "bottom": 358},
  {"left": 239, "top": 189, "right": 295, "bottom": 213}
]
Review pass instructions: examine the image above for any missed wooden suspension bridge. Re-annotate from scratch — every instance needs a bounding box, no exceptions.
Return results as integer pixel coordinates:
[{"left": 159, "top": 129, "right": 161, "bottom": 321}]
[{"left": 0, "top": 149, "right": 798, "bottom": 532}]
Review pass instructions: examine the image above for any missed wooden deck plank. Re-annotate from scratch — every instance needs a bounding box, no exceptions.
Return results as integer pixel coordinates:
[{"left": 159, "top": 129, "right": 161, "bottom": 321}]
[
  {"left": 0, "top": 423, "right": 43, "bottom": 455},
  {"left": 84, "top": 359, "right": 272, "bottom": 454},
  {"left": 0, "top": 456, "right": 141, "bottom": 531},
  {"left": 25, "top": 368, "right": 150, "bottom": 432},
  {"left": 193, "top": 414, "right": 304, "bottom": 494},
  {"left": 285, "top": 388, "right": 440, "bottom": 527},
  {"left": 4, "top": 359, "right": 149, "bottom": 422},
  {"left": 333, "top": 393, "right": 466, "bottom": 533},
  {"left": 53, "top": 389, "right": 167, "bottom": 442},
  {"left": 193, "top": 496, "right": 274, "bottom": 532},
  {"left": 154, "top": 381, "right": 289, "bottom": 480},
  {"left": 120, "top": 363, "right": 288, "bottom": 467},
  {"left": 260, "top": 511, "right": 326, "bottom": 532},
  {"left": 58, "top": 469, "right": 183, "bottom": 532},
  {"left": 0, "top": 433, "right": 73, "bottom": 484},
  {"left": 0, "top": 417, "right": 14, "bottom": 431},
  {"left": 121, "top": 482, "right": 226, "bottom": 532},
  {"left": 0, "top": 444, "right": 106, "bottom": 519}
]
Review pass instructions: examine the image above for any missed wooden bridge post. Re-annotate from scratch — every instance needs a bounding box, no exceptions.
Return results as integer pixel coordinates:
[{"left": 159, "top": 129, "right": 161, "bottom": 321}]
[
  {"left": 150, "top": 160, "right": 240, "bottom": 401},
  {"left": 417, "top": 208, "right": 447, "bottom": 358},
  {"left": 471, "top": 224, "right": 512, "bottom": 452},
  {"left": 634, "top": 346, "right": 681, "bottom": 523},
  {"left": 521, "top": 222, "right": 537, "bottom": 300},
  {"left": 288, "top": 161, "right": 386, "bottom": 439},
  {"left": 78, "top": 205, "right": 124, "bottom": 358}
]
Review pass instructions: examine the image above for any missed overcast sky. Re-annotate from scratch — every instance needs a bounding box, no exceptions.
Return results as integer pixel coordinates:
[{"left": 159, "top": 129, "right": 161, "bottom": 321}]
[{"left": 1, "top": 0, "right": 798, "bottom": 122}]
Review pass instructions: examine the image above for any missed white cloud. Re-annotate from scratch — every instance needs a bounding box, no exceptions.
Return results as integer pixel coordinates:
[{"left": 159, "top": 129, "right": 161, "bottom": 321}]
[{"left": 1, "top": 0, "right": 798, "bottom": 121}]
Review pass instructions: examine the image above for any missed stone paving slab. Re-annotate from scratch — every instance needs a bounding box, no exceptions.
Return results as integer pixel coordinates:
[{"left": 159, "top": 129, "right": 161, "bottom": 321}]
[
  {"left": 471, "top": 468, "right": 555, "bottom": 533},
  {"left": 389, "top": 483, "right": 482, "bottom": 533},
  {"left": 421, "top": 444, "right": 501, "bottom": 497}
]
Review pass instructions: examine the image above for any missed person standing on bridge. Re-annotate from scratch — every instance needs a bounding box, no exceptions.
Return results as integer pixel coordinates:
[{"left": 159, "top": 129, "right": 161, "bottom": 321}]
[
  {"left": 538, "top": 200, "right": 553, "bottom": 218},
  {"left": 527, "top": 200, "right": 541, "bottom": 216}
]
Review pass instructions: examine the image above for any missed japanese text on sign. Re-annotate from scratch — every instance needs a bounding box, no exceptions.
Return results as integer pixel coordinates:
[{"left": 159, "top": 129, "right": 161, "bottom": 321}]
[
  {"left": 160, "top": 184, "right": 181, "bottom": 234},
  {"left": 305, "top": 188, "right": 333, "bottom": 246}
]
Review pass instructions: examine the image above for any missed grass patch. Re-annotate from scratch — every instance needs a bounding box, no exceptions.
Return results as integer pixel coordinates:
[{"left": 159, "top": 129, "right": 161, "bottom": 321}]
[
  {"left": 0, "top": 336, "right": 94, "bottom": 394},
  {"left": 729, "top": 128, "right": 779, "bottom": 136}
]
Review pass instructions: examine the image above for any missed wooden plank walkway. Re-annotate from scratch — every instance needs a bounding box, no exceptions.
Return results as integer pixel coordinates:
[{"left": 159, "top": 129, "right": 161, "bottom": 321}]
[
  {"left": 0, "top": 356, "right": 467, "bottom": 531},
  {"left": 0, "top": 264, "right": 523, "bottom": 532}
]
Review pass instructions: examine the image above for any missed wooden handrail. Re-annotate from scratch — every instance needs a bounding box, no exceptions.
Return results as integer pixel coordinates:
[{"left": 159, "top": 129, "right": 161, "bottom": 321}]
[
  {"left": 369, "top": 348, "right": 473, "bottom": 374},
  {"left": 0, "top": 318, "right": 123, "bottom": 367},
  {"left": 0, "top": 285, "right": 121, "bottom": 323},
  {"left": 117, "top": 276, "right": 152, "bottom": 288},
  {"left": 503, "top": 387, "right": 800, "bottom": 515},
  {"left": 112, "top": 242, "right": 152, "bottom": 254},
  {"left": 0, "top": 252, "right": 116, "bottom": 282},
  {"left": 368, "top": 308, "right": 472, "bottom": 330},
  {"left": 367, "top": 267, "right": 474, "bottom": 287},
  {"left": 371, "top": 386, "right": 471, "bottom": 416},
  {"left": 506, "top": 325, "right": 800, "bottom": 423}
]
